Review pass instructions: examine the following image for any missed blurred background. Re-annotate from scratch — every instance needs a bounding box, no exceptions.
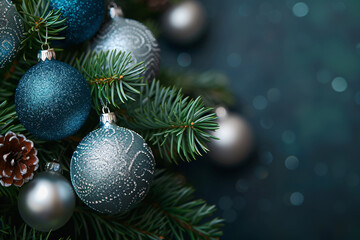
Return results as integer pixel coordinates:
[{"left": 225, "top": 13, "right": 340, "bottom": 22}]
[{"left": 158, "top": 0, "right": 360, "bottom": 239}]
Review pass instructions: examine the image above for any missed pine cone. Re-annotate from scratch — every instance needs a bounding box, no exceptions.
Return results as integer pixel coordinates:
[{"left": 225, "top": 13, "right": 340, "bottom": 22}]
[{"left": 0, "top": 132, "right": 39, "bottom": 187}]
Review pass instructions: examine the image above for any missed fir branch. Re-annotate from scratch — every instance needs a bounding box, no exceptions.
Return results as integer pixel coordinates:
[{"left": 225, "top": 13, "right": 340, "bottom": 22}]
[
  {"left": 118, "top": 80, "right": 218, "bottom": 163},
  {"left": 158, "top": 70, "right": 235, "bottom": 107},
  {"left": 0, "top": 101, "right": 25, "bottom": 135},
  {"left": 75, "top": 50, "right": 145, "bottom": 110},
  {"left": 15, "top": 0, "right": 67, "bottom": 56},
  {"left": 0, "top": 217, "right": 69, "bottom": 240},
  {"left": 70, "top": 170, "right": 223, "bottom": 240}
]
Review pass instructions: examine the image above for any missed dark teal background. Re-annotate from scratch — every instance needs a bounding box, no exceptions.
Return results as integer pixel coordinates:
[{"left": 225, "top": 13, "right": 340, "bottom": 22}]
[{"left": 161, "top": 0, "right": 360, "bottom": 239}]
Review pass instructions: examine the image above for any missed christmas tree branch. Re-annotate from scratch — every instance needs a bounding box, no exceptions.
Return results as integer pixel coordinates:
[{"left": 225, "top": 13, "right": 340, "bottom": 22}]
[
  {"left": 75, "top": 50, "right": 145, "bottom": 110},
  {"left": 158, "top": 69, "right": 235, "bottom": 107},
  {"left": 70, "top": 170, "right": 223, "bottom": 240},
  {"left": 117, "top": 80, "right": 218, "bottom": 163},
  {"left": 15, "top": 0, "right": 67, "bottom": 57},
  {"left": 0, "top": 101, "right": 25, "bottom": 135}
]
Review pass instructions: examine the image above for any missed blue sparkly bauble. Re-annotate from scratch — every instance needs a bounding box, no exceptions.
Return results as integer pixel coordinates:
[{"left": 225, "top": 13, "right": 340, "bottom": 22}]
[
  {"left": 15, "top": 51, "right": 92, "bottom": 141},
  {"left": 0, "top": 0, "right": 23, "bottom": 68},
  {"left": 49, "top": 0, "right": 105, "bottom": 45},
  {"left": 70, "top": 112, "right": 155, "bottom": 214}
]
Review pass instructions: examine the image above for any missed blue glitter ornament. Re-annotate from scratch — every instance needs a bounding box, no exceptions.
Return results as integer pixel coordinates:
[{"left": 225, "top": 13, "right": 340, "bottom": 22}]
[
  {"left": 70, "top": 112, "right": 155, "bottom": 214},
  {"left": 15, "top": 49, "right": 92, "bottom": 141},
  {"left": 49, "top": 0, "right": 105, "bottom": 45},
  {"left": 0, "top": 0, "right": 23, "bottom": 68}
]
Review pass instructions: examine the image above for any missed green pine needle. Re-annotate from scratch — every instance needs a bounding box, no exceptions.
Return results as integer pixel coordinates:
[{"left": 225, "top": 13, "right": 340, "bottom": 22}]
[{"left": 75, "top": 50, "right": 145, "bottom": 110}]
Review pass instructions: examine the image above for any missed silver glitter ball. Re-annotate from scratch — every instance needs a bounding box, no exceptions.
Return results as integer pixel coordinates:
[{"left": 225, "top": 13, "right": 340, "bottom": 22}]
[
  {"left": 91, "top": 4, "right": 161, "bottom": 82},
  {"left": 209, "top": 107, "right": 254, "bottom": 166},
  {"left": 0, "top": 0, "right": 23, "bottom": 68},
  {"left": 70, "top": 112, "right": 155, "bottom": 214},
  {"left": 18, "top": 162, "right": 76, "bottom": 232},
  {"left": 162, "top": 0, "right": 207, "bottom": 45}
]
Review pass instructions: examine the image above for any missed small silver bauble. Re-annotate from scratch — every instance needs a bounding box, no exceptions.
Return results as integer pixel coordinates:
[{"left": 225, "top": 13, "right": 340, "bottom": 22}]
[
  {"left": 209, "top": 107, "right": 254, "bottom": 166},
  {"left": 162, "top": 0, "right": 207, "bottom": 45},
  {"left": 70, "top": 111, "right": 155, "bottom": 214},
  {"left": 0, "top": 0, "right": 23, "bottom": 68},
  {"left": 18, "top": 161, "right": 76, "bottom": 232},
  {"left": 91, "top": 3, "right": 161, "bottom": 81}
]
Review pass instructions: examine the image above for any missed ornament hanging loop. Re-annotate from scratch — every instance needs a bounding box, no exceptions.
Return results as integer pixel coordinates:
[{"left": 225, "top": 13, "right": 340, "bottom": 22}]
[
  {"left": 102, "top": 105, "right": 111, "bottom": 114},
  {"left": 37, "top": 24, "right": 50, "bottom": 50},
  {"left": 108, "top": 2, "right": 124, "bottom": 18}
]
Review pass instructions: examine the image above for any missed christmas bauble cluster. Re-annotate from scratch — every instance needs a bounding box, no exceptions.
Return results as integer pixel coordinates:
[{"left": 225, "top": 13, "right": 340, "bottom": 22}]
[{"left": 7, "top": 0, "right": 162, "bottom": 233}]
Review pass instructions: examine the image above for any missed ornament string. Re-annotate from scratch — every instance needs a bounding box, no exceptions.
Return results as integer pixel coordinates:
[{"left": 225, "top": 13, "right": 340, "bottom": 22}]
[{"left": 37, "top": 24, "right": 50, "bottom": 50}]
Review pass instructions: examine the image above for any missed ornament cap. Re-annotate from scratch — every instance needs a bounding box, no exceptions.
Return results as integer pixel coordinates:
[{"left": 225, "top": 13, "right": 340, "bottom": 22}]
[
  {"left": 100, "top": 112, "right": 117, "bottom": 127},
  {"left": 37, "top": 49, "right": 56, "bottom": 62},
  {"left": 109, "top": 2, "right": 124, "bottom": 18},
  {"left": 46, "top": 161, "right": 63, "bottom": 174}
]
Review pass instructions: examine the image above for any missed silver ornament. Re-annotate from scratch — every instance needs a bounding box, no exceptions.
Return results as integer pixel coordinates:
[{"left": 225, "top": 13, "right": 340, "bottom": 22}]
[
  {"left": 70, "top": 112, "right": 155, "bottom": 214},
  {"left": 91, "top": 3, "right": 161, "bottom": 82},
  {"left": 162, "top": 0, "right": 206, "bottom": 45},
  {"left": 209, "top": 107, "right": 254, "bottom": 166},
  {"left": 0, "top": 0, "right": 23, "bottom": 68},
  {"left": 18, "top": 162, "right": 76, "bottom": 232}
]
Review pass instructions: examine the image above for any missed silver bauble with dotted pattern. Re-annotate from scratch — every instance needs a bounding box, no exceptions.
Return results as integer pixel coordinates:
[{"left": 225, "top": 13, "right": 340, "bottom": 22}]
[
  {"left": 0, "top": 0, "right": 23, "bottom": 68},
  {"left": 91, "top": 3, "right": 160, "bottom": 81},
  {"left": 70, "top": 112, "right": 155, "bottom": 214}
]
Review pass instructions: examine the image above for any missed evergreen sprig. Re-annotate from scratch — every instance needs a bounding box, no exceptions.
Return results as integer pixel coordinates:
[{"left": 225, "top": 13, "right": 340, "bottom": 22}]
[
  {"left": 158, "top": 70, "right": 235, "bottom": 107},
  {"left": 15, "top": 0, "right": 67, "bottom": 56},
  {"left": 75, "top": 50, "right": 145, "bottom": 110},
  {"left": 118, "top": 80, "right": 218, "bottom": 163},
  {"left": 0, "top": 101, "right": 25, "bottom": 135},
  {"left": 0, "top": 219, "right": 58, "bottom": 240},
  {"left": 71, "top": 170, "right": 223, "bottom": 240}
]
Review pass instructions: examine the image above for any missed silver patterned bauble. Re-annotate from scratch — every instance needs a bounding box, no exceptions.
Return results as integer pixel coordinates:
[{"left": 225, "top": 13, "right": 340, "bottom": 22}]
[
  {"left": 91, "top": 3, "right": 161, "bottom": 82},
  {"left": 70, "top": 112, "right": 155, "bottom": 214},
  {"left": 18, "top": 162, "right": 76, "bottom": 232},
  {"left": 0, "top": 0, "right": 23, "bottom": 68},
  {"left": 209, "top": 107, "right": 254, "bottom": 166},
  {"left": 162, "top": 0, "right": 206, "bottom": 45}
]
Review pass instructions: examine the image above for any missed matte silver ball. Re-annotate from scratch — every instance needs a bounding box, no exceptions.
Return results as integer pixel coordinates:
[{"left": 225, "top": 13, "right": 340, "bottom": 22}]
[
  {"left": 91, "top": 13, "right": 160, "bottom": 81},
  {"left": 162, "top": 0, "right": 207, "bottom": 45},
  {"left": 18, "top": 168, "right": 76, "bottom": 232},
  {"left": 209, "top": 107, "right": 254, "bottom": 166},
  {"left": 70, "top": 115, "right": 155, "bottom": 214}
]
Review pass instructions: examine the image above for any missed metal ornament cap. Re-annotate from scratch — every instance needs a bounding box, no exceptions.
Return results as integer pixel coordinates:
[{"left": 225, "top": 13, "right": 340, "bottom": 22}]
[
  {"left": 45, "top": 161, "right": 63, "bottom": 174},
  {"left": 100, "top": 112, "right": 117, "bottom": 127},
  {"left": 37, "top": 49, "right": 56, "bottom": 62}
]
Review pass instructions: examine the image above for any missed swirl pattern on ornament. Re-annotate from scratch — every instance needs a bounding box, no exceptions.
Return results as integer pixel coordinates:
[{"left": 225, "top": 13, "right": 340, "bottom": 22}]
[
  {"left": 70, "top": 124, "right": 155, "bottom": 214},
  {"left": 0, "top": 0, "right": 23, "bottom": 68},
  {"left": 91, "top": 17, "right": 161, "bottom": 81}
]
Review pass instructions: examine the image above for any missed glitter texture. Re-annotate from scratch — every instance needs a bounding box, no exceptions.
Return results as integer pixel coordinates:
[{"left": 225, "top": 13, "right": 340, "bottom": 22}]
[
  {"left": 70, "top": 119, "right": 155, "bottom": 214},
  {"left": 15, "top": 59, "right": 92, "bottom": 141},
  {"left": 50, "top": 0, "right": 105, "bottom": 45},
  {"left": 91, "top": 16, "right": 161, "bottom": 81},
  {"left": 0, "top": 0, "right": 23, "bottom": 68}
]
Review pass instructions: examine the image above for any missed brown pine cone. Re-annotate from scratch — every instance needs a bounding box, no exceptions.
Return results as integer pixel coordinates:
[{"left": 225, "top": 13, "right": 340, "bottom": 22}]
[{"left": 0, "top": 132, "right": 39, "bottom": 187}]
